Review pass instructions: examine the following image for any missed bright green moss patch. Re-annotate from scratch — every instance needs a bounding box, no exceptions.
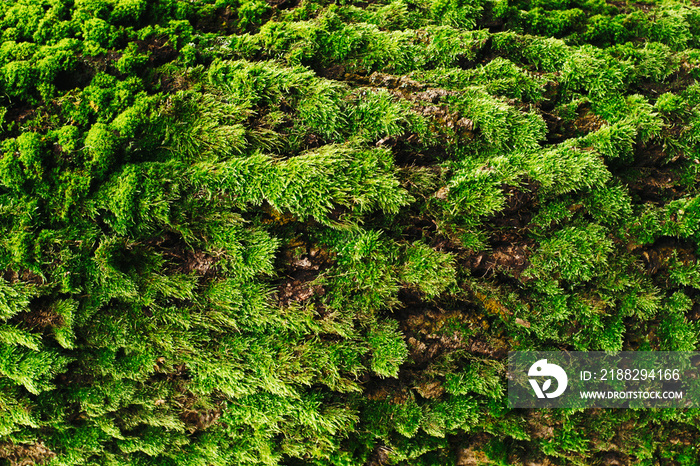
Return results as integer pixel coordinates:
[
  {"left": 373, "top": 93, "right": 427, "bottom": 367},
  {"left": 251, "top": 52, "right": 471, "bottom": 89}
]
[{"left": 0, "top": 0, "right": 699, "bottom": 465}]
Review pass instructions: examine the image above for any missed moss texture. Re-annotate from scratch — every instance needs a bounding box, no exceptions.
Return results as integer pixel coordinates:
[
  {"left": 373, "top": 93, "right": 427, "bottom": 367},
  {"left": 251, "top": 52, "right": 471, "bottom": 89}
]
[{"left": 0, "top": 0, "right": 700, "bottom": 464}]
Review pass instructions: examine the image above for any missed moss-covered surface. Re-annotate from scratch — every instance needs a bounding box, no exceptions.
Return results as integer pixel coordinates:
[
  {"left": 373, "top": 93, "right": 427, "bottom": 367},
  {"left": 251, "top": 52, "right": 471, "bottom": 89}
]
[{"left": 0, "top": 0, "right": 700, "bottom": 464}]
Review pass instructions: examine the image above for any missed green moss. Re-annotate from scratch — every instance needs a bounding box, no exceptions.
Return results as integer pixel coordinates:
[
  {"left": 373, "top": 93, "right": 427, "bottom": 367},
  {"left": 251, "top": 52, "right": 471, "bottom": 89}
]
[{"left": 0, "top": 0, "right": 699, "bottom": 464}]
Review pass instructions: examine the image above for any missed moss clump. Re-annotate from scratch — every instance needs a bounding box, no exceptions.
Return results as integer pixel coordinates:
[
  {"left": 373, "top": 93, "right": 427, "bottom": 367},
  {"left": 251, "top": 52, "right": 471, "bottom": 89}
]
[{"left": 0, "top": 0, "right": 699, "bottom": 465}]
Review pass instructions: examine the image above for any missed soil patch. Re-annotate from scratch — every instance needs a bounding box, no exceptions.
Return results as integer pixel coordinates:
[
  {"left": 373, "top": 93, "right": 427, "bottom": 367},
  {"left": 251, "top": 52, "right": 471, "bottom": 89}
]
[
  {"left": 9, "top": 297, "right": 64, "bottom": 333},
  {"left": 147, "top": 233, "right": 220, "bottom": 277},
  {"left": 464, "top": 184, "right": 538, "bottom": 280},
  {"left": 195, "top": 6, "right": 238, "bottom": 34},
  {"left": 545, "top": 102, "right": 606, "bottom": 144},
  {"left": 276, "top": 242, "right": 333, "bottom": 306},
  {"left": 365, "top": 444, "right": 392, "bottom": 466},
  {"left": 266, "top": 0, "right": 301, "bottom": 10},
  {"left": 490, "top": 183, "right": 538, "bottom": 230},
  {"left": 465, "top": 243, "right": 531, "bottom": 279},
  {"left": 629, "top": 236, "right": 697, "bottom": 277},
  {"left": 633, "top": 59, "right": 697, "bottom": 98},
  {"left": 2, "top": 268, "right": 45, "bottom": 285},
  {"left": 181, "top": 407, "right": 222, "bottom": 432},
  {"left": 455, "top": 434, "right": 493, "bottom": 466},
  {"left": 137, "top": 36, "right": 178, "bottom": 67},
  {"left": 55, "top": 58, "right": 94, "bottom": 92},
  {"left": 0, "top": 441, "right": 56, "bottom": 466},
  {"left": 624, "top": 165, "right": 684, "bottom": 204},
  {"left": 3, "top": 103, "right": 36, "bottom": 129}
]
